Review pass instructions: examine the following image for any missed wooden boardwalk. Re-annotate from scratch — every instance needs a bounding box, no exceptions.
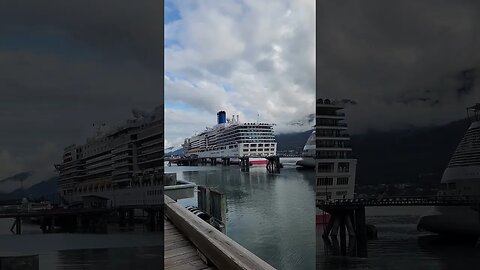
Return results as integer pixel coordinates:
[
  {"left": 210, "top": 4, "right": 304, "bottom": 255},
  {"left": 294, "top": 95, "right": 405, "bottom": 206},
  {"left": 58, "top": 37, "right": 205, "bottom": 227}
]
[{"left": 164, "top": 218, "right": 215, "bottom": 270}]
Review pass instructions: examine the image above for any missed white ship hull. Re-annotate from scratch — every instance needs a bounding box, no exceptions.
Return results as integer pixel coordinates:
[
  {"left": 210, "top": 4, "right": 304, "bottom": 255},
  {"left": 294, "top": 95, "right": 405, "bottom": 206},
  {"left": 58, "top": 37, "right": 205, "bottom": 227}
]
[
  {"left": 296, "top": 157, "right": 315, "bottom": 168},
  {"left": 418, "top": 206, "right": 480, "bottom": 236},
  {"left": 417, "top": 119, "right": 480, "bottom": 236},
  {"left": 296, "top": 131, "right": 315, "bottom": 168}
]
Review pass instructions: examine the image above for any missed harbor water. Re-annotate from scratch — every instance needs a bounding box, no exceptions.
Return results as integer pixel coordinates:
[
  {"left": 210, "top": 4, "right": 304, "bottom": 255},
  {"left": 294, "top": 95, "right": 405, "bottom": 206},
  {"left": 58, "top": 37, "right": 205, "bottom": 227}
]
[
  {"left": 168, "top": 157, "right": 317, "bottom": 270},
  {"left": 0, "top": 158, "right": 479, "bottom": 269}
]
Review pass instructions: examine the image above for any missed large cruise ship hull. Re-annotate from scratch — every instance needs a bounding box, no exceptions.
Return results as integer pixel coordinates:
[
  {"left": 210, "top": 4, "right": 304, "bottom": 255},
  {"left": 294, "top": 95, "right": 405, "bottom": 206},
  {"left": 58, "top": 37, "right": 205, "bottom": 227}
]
[
  {"left": 188, "top": 149, "right": 271, "bottom": 166},
  {"left": 417, "top": 119, "right": 480, "bottom": 236},
  {"left": 296, "top": 157, "right": 315, "bottom": 168},
  {"left": 417, "top": 206, "right": 480, "bottom": 236}
]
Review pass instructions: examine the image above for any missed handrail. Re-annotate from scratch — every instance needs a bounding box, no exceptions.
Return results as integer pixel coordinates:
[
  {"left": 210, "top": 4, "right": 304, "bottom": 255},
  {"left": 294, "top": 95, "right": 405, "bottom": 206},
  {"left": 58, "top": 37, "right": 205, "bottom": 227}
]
[{"left": 164, "top": 195, "right": 276, "bottom": 270}]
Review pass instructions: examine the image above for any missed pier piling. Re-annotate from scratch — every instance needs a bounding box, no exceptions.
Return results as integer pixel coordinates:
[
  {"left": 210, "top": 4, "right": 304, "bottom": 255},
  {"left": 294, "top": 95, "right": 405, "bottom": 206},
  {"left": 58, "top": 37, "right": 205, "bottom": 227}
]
[
  {"left": 266, "top": 156, "right": 280, "bottom": 173},
  {"left": 240, "top": 157, "right": 250, "bottom": 171}
]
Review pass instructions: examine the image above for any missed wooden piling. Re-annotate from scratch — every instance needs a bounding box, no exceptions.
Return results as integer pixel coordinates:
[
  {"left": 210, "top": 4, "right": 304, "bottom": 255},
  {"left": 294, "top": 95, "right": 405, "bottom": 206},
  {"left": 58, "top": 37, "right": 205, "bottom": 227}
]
[{"left": 354, "top": 206, "right": 368, "bottom": 257}]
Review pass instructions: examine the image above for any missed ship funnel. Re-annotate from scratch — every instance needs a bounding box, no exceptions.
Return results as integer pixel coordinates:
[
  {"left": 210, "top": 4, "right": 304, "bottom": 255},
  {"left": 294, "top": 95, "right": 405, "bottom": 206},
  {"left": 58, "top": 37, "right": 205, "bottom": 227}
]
[{"left": 217, "top": 111, "right": 227, "bottom": 124}]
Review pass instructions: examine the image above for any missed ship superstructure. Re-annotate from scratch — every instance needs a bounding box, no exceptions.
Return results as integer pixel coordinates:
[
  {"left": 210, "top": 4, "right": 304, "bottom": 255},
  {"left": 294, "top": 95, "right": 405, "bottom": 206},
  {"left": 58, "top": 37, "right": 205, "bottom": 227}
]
[
  {"left": 55, "top": 106, "right": 163, "bottom": 205},
  {"left": 418, "top": 104, "right": 480, "bottom": 235},
  {"left": 315, "top": 99, "right": 357, "bottom": 202},
  {"left": 182, "top": 111, "right": 277, "bottom": 159}
]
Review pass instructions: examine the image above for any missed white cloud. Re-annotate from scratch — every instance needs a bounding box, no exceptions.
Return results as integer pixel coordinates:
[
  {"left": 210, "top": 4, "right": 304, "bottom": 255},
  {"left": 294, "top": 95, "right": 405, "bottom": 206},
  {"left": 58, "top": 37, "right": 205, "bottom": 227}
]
[{"left": 165, "top": 0, "right": 315, "bottom": 146}]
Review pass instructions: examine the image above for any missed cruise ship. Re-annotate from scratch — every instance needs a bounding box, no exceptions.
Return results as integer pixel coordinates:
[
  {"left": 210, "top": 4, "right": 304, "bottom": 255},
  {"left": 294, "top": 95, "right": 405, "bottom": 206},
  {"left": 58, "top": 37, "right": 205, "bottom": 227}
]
[
  {"left": 55, "top": 106, "right": 163, "bottom": 206},
  {"left": 182, "top": 111, "right": 277, "bottom": 165},
  {"left": 315, "top": 99, "right": 357, "bottom": 223},
  {"left": 417, "top": 104, "right": 480, "bottom": 236},
  {"left": 296, "top": 130, "right": 315, "bottom": 168}
]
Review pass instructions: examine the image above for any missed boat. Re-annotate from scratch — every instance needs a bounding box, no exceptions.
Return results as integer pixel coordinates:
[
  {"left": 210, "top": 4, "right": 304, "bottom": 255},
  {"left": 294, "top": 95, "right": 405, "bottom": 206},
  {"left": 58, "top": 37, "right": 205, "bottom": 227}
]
[
  {"left": 417, "top": 104, "right": 480, "bottom": 236},
  {"left": 55, "top": 106, "right": 164, "bottom": 206},
  {"left": 315, "top": 99, "right": 357, "bottom": 224},
  {"left": 296, "top": 131, "right": 316, "bottom": 168},
  {"left": 182, "top": 111, "right": 277, "bottom": 166}
]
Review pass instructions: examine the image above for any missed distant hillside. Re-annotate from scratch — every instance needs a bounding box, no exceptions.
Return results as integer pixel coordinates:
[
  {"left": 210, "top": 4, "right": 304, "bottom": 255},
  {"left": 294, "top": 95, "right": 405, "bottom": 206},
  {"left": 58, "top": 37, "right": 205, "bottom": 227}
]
[
  {"left": 275, "top": 130, "right": 312, "bottom": 152},
  {"left": 0, "top": 176, "right": 58, "bottom": 201},
  {"left": 0, "top": 171, "right": 32, "bottom": 183},
  {"left": 351, "top": 119, "right": 470, "bottom": 185},
  {"left": 165, "top": 148, "right": 184, "bottom": 157}
]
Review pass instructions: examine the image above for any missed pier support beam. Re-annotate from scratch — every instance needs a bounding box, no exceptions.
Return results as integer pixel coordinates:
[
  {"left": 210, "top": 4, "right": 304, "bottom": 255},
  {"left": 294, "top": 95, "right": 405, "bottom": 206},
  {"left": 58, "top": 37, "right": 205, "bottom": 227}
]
[
  {"left": 210, "top": 158, "right": 217, "bottom": 166},
  {"left": 222, "top": 158, "right": 231, "bottom": 166},
  {"left": 354, "top": 206, "right": 368, "bottom": 257},
  {"left": 240, "top": 157, "right": 250, "bottom": 171},
  {"left": 10, "top": 217, "right": 22, "bottom": 235},
  {"left": 320, "top": 207, "right": 368, "bottom": 257},
  {"left": 266, "top": 156, "right": 280, "bottom": 173}
]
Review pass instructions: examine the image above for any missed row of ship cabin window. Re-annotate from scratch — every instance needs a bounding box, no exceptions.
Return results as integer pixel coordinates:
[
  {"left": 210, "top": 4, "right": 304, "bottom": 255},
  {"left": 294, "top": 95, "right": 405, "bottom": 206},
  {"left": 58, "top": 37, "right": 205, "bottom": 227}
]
[
  {"left": 244, "top": 149, "right": 275, "bottom": 152},
  {"left": 316, "top": 191, "right": 348, "bottom": 196},
  {"left": 146, "top": 190, "right": 162, "bottom": 196},
  {"left": 316, "top": 177, "right": 349, "bottom": 186}
]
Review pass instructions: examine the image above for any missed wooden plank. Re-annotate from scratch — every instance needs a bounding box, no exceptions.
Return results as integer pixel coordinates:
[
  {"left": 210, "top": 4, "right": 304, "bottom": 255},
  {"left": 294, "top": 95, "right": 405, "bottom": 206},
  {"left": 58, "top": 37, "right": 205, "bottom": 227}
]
[
  {"left": 164, "top": 218, "right": 214, "bottom": 270},
  {"left": 164, "top": 196, "right": 275, "bottom": 270}
]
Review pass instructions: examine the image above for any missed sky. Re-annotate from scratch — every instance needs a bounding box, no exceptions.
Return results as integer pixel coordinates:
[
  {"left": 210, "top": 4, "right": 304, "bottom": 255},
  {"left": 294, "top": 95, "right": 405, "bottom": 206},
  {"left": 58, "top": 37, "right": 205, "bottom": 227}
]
[
  {"left": 317, "top": 0, "right": 480, "bottom": 133},
  {"left": 0, "top": 1, "right": 163, "bottom": 190},
  {"left": 164, "top": 0, "right": 316, "bottom": 149}
]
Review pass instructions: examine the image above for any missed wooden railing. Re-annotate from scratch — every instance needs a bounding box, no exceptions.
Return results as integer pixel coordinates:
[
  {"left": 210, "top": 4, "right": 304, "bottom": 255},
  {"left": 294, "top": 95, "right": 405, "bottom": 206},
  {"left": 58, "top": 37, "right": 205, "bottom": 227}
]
[{"left": 164, "top": 195, "right": 276, "bottom": 270}]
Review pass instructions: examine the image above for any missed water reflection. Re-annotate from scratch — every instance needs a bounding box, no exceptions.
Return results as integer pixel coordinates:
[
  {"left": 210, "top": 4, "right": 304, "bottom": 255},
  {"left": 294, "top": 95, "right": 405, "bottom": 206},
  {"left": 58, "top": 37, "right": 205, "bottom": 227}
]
[
  {"left": 167, "top": 160, "right": 316, "bottom": 270},
  {"left": 316, "top": 212, "right": 480, "bottom": 270},
  {"left": 50, "top": 246, "right": 163, "bottom": 270}
]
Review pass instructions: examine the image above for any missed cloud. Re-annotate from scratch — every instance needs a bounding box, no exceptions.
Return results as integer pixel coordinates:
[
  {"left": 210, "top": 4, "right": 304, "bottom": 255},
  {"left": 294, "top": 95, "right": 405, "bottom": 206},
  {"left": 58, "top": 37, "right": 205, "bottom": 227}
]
[
  {"left": 0, "top": 1, "right": 162, "bottom": 184},
  {"left": 165, "top": 0, "right": 315, "bottom": 146},
  {"left": 316, "top": 0, "right": 480, "bottom": 133}
]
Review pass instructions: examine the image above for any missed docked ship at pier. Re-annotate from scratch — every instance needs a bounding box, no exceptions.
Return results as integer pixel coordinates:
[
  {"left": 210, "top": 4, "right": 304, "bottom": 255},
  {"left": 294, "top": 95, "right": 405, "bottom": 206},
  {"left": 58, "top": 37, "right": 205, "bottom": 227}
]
[
  {"left": 55, "top": 107, "right": 164, "bottom": 206},
  {"left": 296, "top": 130, "right": 316, "bottom": 168},
  {"left": 315, "top": 99, "right": 357, "bottom": 223},
  {"left": 418, "top": 104, "right": 480, "bottom": 236},
  {"left": 182, "top": 111, "right": 277, "bottom": 165}
]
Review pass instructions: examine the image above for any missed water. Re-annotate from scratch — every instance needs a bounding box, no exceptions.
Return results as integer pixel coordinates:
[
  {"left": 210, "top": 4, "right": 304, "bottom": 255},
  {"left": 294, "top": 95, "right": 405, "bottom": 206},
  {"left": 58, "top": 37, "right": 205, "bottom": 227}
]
[
  {"left": 166, "top": 158, "right": 317, "bottom": 270},
  {"left": 2, "top": 158, "right": 479, "bottom": 269},
  {"left": 0, "top": 217, "right": 163, "bottom": 269},
  {"left": 317, "top": 206, "right": 480, "bottom": 270}
]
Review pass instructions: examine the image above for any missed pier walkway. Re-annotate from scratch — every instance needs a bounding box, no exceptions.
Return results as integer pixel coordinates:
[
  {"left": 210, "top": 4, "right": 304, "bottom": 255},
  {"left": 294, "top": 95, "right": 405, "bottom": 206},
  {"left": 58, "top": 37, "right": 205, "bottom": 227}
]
[
  {"left": 164, "top": 195, "right": 276, "bottom": 270},
  {"left": 165, "top": 218, "right": 214, "bottom": 270}
]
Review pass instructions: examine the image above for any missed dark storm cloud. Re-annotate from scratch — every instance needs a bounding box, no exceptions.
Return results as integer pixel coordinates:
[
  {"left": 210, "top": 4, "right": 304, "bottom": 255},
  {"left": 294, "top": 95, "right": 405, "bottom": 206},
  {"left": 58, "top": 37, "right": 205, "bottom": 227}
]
[
  {"left": 0, "top": 1, "right": 163, "bottom": 187},
  {"left": 317, "top": 0, "right": 480, "bottom": 132},
  {"left": 0, "top": 0, "right": 162, "bottom": 68}
]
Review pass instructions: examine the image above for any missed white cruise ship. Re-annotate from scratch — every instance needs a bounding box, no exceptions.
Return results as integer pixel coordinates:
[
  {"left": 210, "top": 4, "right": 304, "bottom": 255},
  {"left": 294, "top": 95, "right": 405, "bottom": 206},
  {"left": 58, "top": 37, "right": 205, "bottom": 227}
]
[
  {"left": 55, "top": 106, "right": 164, "bottom": 206},
  {"left": 315, "top": 99, "right": 357, "bottom": 223},
  {"left": 417, "top": 104, "right": 480, "bottom": 236},
  {"left": 296, "top": 130, "right": 316, "bottom": 168},
  {"left": 182, "top": 111, "right": 277, "bottom": 165}
]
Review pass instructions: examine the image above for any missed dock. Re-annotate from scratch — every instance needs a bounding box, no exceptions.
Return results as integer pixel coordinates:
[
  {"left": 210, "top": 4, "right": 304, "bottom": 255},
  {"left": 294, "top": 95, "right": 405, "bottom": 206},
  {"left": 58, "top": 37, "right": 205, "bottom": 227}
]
[
  {"left": 165, "top": 218, "right": 214, "bottom": 270},
  {"left": 164, "top": 195, "right": 276, "bottom": 270},
  {"left": 317, "top": 196, "right": 480, "bottom": 257}
]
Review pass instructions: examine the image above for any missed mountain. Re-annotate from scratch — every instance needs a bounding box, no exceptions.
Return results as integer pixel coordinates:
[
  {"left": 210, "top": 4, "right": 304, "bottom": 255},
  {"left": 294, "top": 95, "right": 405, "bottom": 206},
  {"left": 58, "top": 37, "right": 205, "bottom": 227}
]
[
  {"left": 275, "top": 130, "right": 312, "bottom": 152},
  {"left": 0, "top": 176, "right": 58, "bottom": 201},
  {"left": 351, "top": 118, "right": 470, "bottom": 185},
  {"left": 0, "top": 171, "right": 33, "bottom": 183}
]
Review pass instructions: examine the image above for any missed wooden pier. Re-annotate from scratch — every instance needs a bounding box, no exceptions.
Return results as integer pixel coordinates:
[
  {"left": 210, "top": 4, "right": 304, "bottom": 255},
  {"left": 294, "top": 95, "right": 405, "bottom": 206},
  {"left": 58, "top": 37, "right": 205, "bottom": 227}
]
[
  {"left": 164, "top": 195, "right": 275, "bottom": 270},
  {"left": 0, "top": 205, "right": 164, "bottom": 234},
  {"left": 165, "top": 218, "right": 214, "bottom": 270},
  {"left": 167, "top": 155, "right": 283, "bottom": 174},
  {"left": 317, "top": 196, "right": 480, "bottom": 257}
]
